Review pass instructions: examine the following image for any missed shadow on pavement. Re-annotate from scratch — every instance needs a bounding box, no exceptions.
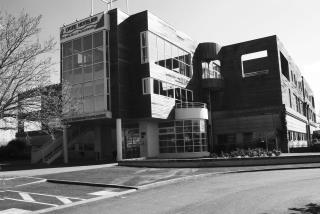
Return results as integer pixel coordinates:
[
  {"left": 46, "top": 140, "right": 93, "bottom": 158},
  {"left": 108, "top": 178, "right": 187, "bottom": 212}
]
[{"left": 288, "top": 203, "right": 320, "bottom": 214}]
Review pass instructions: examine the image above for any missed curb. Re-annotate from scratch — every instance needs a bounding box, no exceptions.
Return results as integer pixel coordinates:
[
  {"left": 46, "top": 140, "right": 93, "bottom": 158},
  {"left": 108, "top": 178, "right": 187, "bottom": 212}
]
[
  {"left": 46, "top": 179, "right": 138, "bottom": 190},
  {"left": 226, "top": 165, "right": 320, "bottom": 174}
]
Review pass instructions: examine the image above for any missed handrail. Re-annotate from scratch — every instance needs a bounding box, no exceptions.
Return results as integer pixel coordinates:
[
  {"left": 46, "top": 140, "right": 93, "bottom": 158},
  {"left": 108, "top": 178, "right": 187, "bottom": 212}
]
[{"left": 175, "top": 102, "right": 207, "bottom": 109}]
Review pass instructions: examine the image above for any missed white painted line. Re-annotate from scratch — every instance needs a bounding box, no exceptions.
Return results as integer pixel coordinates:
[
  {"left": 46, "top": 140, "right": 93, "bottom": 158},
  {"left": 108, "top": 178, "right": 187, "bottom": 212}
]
[
  {"left": 56, "top": 196, "right": 73, "bottom": 204},
  {"left": 19, "top": 192, "right": 35, "bottom": 202},
  {"left": 6, "top": 190, "right": 85, "bottom": 201},
  {"left": 33, "top": 189, "right": 137, "bottom": 214},
  {"left": 0, "top": 208, "right": 31, "bottom": 214},
  {"left": 15, "top": 179, "right": 47, "bottom": 187},
  {"left": 0, "top": 177, "right": 18, "bottom": 181},
  {"left": 88, "top": 190, "right": 120, "bottom": 197},
  {"left": 5, "top": 197, "right": 58, "bottom": 207}
]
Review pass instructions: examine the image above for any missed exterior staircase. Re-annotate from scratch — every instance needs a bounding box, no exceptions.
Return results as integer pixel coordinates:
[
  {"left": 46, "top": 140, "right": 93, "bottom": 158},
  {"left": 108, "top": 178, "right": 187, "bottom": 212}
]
[{"left": 31, "top": 132, "right": 81, "bottom": 164}]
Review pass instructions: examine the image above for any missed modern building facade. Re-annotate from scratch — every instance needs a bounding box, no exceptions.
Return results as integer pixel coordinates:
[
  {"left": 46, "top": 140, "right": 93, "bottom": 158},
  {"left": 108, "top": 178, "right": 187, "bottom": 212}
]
[
  {"left": 17, "top": 8, "right": 317, "bottom": 163},
  {"left": 211, "top": 36, "right": 317, "bottom": 153}
]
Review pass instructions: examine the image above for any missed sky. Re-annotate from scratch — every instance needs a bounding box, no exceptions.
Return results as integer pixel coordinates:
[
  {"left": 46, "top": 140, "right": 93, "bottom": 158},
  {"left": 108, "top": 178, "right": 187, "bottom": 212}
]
[{"left": 1, "top": 0, "right": 320, "bottom": 114}]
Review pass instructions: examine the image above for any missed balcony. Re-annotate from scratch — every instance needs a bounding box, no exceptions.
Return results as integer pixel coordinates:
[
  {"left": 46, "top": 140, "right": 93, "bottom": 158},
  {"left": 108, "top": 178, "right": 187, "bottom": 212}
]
[
  {"left": 175, "top": 102, "right": 208, "bottom": 120},
  {"left": 201, "top": 65, "right": 224, "bottom": 90}
]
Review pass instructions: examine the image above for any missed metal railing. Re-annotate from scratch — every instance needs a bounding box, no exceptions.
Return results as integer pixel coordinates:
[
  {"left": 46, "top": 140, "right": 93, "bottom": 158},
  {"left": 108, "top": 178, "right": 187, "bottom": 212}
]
[
  {"left": 202, "top": 67, "right": 223, "bottom": 80},
  {"left": 175, "top": 102, "right": 207, "bottom": 109}
]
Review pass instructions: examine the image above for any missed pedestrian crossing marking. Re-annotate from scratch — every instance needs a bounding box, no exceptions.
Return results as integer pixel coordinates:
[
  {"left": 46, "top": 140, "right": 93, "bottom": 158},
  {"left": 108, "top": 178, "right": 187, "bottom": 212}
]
[
  {"left": 19, "top": 192, "right": 35, "bottom": 202},
  {"left": 56, "top": 196, "right": 73, "bottom": 204},
  {"left": 0, "top": 208, "right": 30, "bottom": 214},
  {"left": 89, "top": 190, "right": 122, "bottom": 197}
]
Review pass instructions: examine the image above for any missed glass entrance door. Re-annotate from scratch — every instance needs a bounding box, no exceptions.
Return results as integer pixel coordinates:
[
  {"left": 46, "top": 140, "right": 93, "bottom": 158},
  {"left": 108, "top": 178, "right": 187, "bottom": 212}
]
[{"left": 123, "top": 128, "right": 140, "bottom": 159}]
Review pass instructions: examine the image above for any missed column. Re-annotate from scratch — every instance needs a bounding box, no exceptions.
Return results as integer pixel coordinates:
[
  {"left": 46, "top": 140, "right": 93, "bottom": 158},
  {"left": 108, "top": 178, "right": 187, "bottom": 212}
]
[
  {"left": 63, "top": 125, "right": 69, "bottom": 164},
  {"left": 116, "top": 118, "right": 122, "bottom": 161}
]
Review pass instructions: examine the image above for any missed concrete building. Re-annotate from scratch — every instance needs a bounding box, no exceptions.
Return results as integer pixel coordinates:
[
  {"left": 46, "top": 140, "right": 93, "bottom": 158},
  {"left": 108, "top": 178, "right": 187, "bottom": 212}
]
[{"left": 17, "top": 9, "right": 317, "bottom": 163}]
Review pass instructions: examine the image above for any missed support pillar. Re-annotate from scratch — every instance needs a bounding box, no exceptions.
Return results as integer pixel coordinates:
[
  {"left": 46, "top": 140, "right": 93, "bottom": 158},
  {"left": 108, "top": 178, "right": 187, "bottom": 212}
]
[
  {"left": 116, "top": 118, "right": 123, "bottom": 161},
  {"left": 63, "top": 125, "right": 68, "bottom": 164}
]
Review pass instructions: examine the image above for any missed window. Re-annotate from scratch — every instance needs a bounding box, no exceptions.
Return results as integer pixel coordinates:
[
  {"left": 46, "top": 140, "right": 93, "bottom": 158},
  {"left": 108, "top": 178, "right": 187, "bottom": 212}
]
[
  {"left": 142, "top": 77, "right": 193, "bottom": 102},
  {"left": 140, "top": 31, "right": 192, "bottom": 77},
  {"left": 288, "top": 89, "right": 292, "bottom": 108},
  {"left": 142, "top": 78, "right": 151, "bottom": 94},
  {"left": 159, "top": 120, "right": 207, "bottom": 153},
  {"left": 202, "top": 61, "right": 222, "bottom": 79},
  {"left": 280, "top": 52, "right": 289, "bottom": 80},
  {"left": 140, "top": 32, "right": 148, "bottom": 63},
  {"left": 241, "top": 50, "right": 269, "bottom": 77},
  {"left": 153, "top": 79, "right": 159, "bottom": 94},
  {"left": 61, "top": 30, "right": 111, "bottom": 115}
]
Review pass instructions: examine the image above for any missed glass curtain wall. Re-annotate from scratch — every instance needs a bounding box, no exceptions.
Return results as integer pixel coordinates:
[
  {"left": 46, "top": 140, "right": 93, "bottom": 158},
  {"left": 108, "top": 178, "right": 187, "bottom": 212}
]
[
  {"left": 61, "top": 30, "right": 111, "bottom": 115},
  {"left": 141, "top": 31, "right": 192, "bottom": 78},
  {"left": 159, "top": 120, "right": 207, "bottom": 153},
  {"left": 142, "top": 77, "right": 193, "bottom": 102}
]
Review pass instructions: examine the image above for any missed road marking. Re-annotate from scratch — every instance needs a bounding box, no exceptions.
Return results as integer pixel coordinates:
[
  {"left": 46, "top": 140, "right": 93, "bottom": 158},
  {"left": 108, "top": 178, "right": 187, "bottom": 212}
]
[
  {"left": 89, "top": 190, "right": 125, "bottom": 197},
  {"left": 0, "top": 177, "right": 19, "bottom": 181},
  {"left": 4, "top": 197, "right": 58, "bottom": 207},
  {"left": 6, "top": 190, "right": 85, "bottom": 201},
  {"left": 56, "top": 196, "right": 73, "bottom": 204},
  {"left": 15, "top": 179, "right": 47, "bottom": 187},
  {"left": 0, "top": 208, "right": 31, "bottom": 214},
  {"left": 19, "top": 192, "right": 35, "bottom": 202}
]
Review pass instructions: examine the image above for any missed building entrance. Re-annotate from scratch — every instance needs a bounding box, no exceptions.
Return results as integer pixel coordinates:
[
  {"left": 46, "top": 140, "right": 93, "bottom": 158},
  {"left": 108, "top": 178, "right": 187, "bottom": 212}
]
[{"left": 123, "top": 128, "right": 141, "bottom": 159}]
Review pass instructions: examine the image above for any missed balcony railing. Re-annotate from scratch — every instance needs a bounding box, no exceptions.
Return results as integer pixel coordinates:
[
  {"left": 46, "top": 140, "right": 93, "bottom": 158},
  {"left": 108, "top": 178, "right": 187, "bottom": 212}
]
[{"left": 175, "top": 102, "right": 207, "bottom": 109}]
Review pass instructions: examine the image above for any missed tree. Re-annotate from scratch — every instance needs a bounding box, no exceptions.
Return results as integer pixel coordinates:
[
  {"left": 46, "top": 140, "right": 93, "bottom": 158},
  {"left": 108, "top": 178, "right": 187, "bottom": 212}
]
[
  {"left": 20, "top": 81, "right": 80, "bottom": 143},
  {"left": 0, "top": 11, "right": 56, "bottom": 129}
]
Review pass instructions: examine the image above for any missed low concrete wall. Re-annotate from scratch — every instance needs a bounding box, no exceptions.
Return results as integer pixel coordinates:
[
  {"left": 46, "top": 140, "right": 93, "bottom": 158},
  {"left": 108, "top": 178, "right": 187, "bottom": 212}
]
[{"left": 118, "top": 154, "right": 320, "bottom": 168}]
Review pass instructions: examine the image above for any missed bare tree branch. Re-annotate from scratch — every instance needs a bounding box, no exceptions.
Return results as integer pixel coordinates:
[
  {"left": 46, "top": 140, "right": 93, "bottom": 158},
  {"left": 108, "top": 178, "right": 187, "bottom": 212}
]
[{"left": 0, "top": 11, "right": 56, "bottom": 130}]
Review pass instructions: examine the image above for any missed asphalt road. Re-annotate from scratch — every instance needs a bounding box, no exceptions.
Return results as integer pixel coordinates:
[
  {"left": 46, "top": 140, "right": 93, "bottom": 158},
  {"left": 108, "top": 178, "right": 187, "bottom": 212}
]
[{"left": 47, "top": 168, "right": 320, "bottom": 214}]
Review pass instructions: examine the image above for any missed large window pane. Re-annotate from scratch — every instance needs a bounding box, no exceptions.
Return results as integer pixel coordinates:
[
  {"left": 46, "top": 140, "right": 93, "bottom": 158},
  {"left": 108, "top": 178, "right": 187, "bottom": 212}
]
[
  {"left": 83, "top": 35, "right": 92, "bottom": 51},
  {"left": 63, "top": 42, "right": 72, "bottom": 57},
  {"left": 157, "top": 39, "right": 165, "bottom": 63},
  {"left": 83, "top": 50, "right": 92, "bottom": 66},
  {"left": 83, "top": 66, "right": 93, "bottom": 82},
  {"left": 73, "top": 53, "right": 83, "bottom": 68},
  {"left": 94, "top": 79, "right": 104, "bottom": 96},
  {"left": 73, "top": 68, "right": 83, "bottom": 84},
  {"left": 94, "top": 95, "right": 104, "bottom": 111},
  {"left": 83, "top": 82, "right": 93, "bottom": 97},
  {"left": 93, "top": 63, "right": 104, "bottom": 80},
  {"left": 141, "top": 32, "right": 147, "bottom": 47},
  {"left": 153, "top": 79, "right": 159, "bottom": 94},
  {"left": 62, "top": 71, "right": 70, "bottom": 82},
  {"left": 160, "top": 81, "right": 167, "bottom": 96},
  {"left": 148, "top": 32, "right": 157, "bottom": 62},
  {"left": 83, "top": 96, "right": 94, "bottom": 113},
  {"left": 165, "top": 42, "right": 172, "bottom": 69},
  {"left": 175, "top": 88, "right": 181, "bottom": 100},
  {"left": 63, "top": 56, "right": 72, "bottom": 71},
  {"left": 93, "top": 47, "right": 104, "bottom": 63},
  {"left": 71, "top": 84, "right": 82, "bottom": 98},
  {"left": 93, "top": 31, "right": 103, "bottom": 48},
  {"left": 73, "top": 38, "right": 82, "bottom": 54}
]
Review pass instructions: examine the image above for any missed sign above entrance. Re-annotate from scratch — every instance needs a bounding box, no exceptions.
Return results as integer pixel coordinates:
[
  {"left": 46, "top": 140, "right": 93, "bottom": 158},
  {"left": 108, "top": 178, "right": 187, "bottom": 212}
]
[{"left": 60, "top": 12, "right": 108, "bottom": 40}]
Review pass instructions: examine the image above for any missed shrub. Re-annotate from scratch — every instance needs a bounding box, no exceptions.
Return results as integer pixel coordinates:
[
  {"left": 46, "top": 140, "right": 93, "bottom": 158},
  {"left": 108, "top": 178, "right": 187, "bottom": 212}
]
[{"left": 210, "top": 148, "right": 282, "bottom": 159}]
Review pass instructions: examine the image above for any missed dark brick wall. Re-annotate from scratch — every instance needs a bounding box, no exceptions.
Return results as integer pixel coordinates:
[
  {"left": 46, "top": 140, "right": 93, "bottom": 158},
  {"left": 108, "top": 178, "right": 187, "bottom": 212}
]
[{"left": 217, "top": 35, "right": 283, "bottom": 111}]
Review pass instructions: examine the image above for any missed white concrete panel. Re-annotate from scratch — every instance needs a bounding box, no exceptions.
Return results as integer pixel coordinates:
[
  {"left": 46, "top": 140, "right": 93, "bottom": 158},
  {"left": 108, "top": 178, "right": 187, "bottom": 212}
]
[
  {"left": 286, "top": 115, "right": 307, "bottom": 133},
  {"left": 175, "top": 108, "right": 208, "bottom": 120}
]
